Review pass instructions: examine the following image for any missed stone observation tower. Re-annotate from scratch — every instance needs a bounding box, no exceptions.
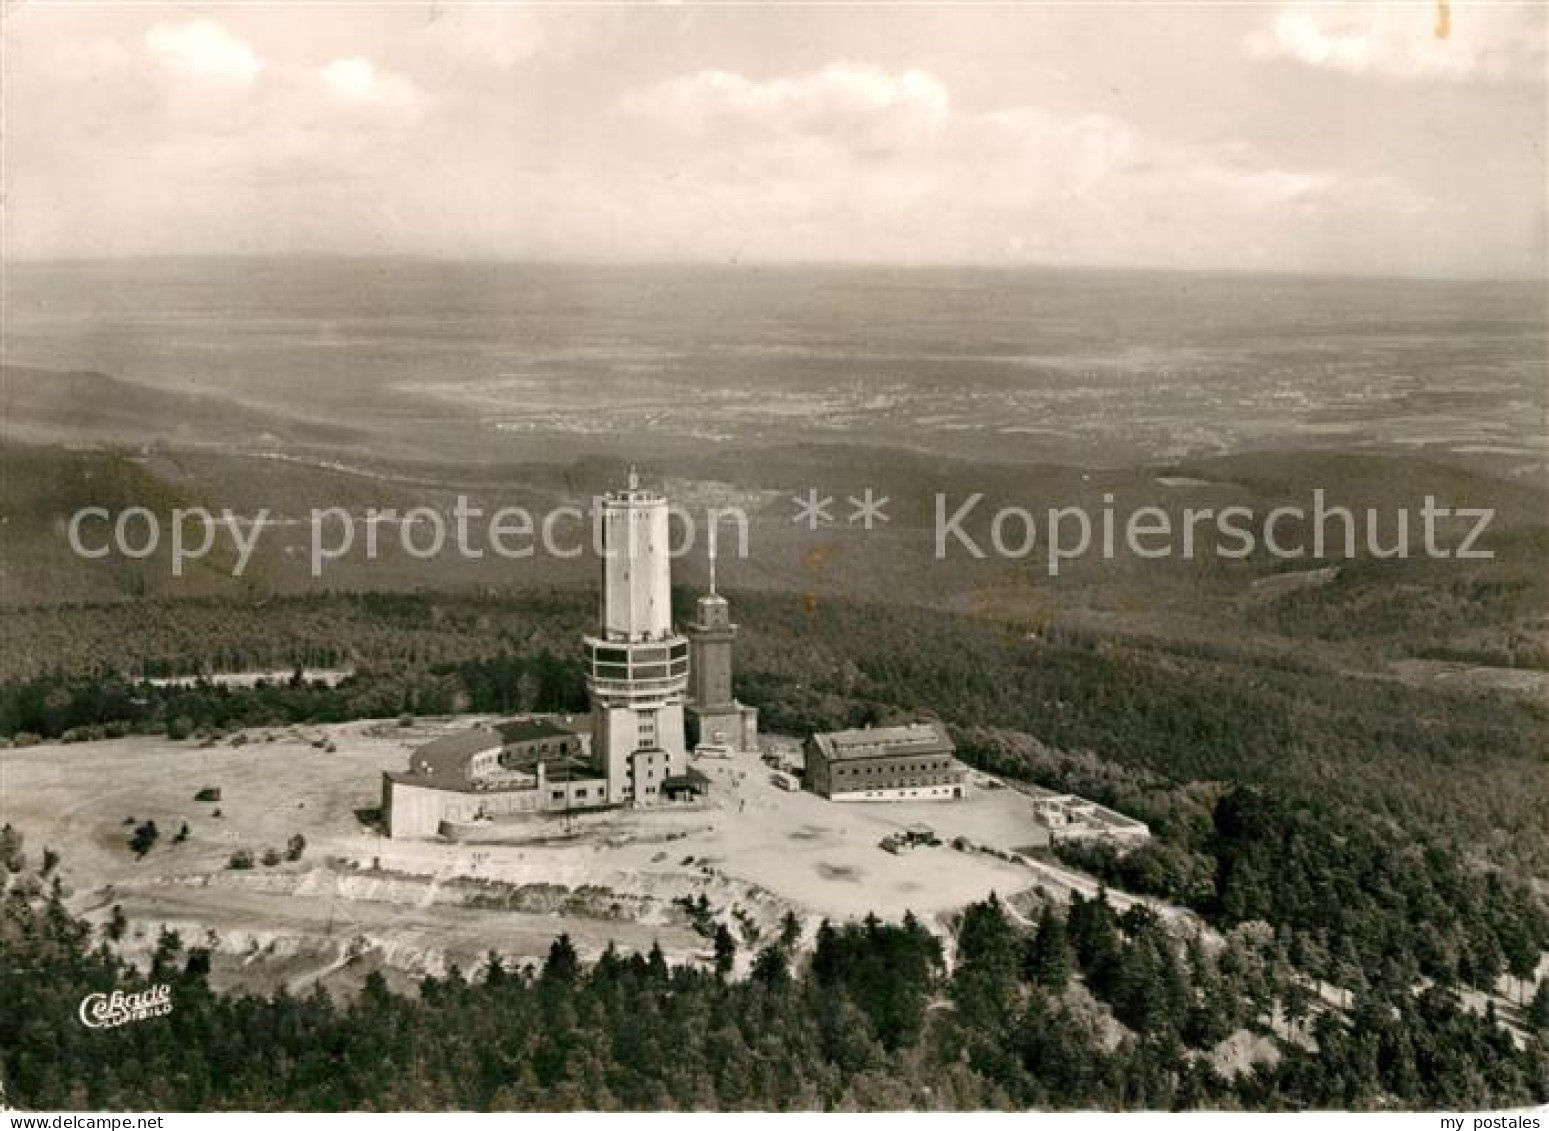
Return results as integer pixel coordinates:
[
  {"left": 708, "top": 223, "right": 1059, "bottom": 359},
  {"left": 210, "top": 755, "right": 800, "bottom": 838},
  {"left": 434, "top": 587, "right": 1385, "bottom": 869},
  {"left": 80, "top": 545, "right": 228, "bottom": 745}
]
[
  {"left": 685, "top": 522, "right": 759, "bottom": 752},
  {"left": 585, "top": 470, "right": 691, "bottom": 804}
]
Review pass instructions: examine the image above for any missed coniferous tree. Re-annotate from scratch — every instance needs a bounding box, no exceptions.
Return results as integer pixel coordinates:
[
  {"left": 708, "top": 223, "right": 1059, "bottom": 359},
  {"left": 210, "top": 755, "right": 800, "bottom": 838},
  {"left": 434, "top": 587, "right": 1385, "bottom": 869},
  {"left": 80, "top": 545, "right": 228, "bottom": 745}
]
[
  {"left": 543, "top": 934, "right": 581, "bottom": 984},
  {"left": 1026, "top": 903, "right": 1072, "bottom": 991},
  {"left": 1527, "top": 980, "right": 1549, "bottom": 1033},
  {"left": 713, "top": 924, "right": 737, "bottom": 978}
]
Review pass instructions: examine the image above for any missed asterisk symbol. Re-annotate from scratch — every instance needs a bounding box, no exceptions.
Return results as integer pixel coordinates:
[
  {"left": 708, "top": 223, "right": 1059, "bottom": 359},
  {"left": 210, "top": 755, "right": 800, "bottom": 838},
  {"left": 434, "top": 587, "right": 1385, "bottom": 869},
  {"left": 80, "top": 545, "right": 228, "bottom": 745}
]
[
  {"left": 848, "top": 488, "right": 890, "bottom": 530},
  {"left": 791, "top": 488, "right": 835, "bottom": 530}
]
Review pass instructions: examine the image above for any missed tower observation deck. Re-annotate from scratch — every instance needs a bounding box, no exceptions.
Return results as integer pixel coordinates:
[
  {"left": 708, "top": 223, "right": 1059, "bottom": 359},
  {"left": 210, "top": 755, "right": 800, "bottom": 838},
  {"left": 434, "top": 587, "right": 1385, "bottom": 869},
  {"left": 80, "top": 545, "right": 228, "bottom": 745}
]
[{"left": 584, "top": 471, "right": 689, "bottom": 803}]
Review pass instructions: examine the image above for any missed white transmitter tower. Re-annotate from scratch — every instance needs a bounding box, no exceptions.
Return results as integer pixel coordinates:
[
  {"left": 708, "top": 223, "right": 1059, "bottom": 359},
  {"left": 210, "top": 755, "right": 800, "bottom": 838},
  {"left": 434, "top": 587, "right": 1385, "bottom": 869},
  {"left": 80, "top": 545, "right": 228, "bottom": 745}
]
[{"left": 584, "top": 470, "right": 691, "bottom": 805}]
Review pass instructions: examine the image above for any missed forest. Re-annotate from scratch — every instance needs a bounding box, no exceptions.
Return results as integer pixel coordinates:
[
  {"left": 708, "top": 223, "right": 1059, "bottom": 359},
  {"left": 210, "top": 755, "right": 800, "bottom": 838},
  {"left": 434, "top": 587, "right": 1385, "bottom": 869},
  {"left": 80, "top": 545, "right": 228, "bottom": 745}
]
[
  {"left": 3, "top": 841, "right": 1546, "bottom": 1111},
  {"left": 1, "top": 587, "right": 1546, "bottom": 1108},
  {"left": 2, "top": 587, "right": 1543, "bottom": 871}
]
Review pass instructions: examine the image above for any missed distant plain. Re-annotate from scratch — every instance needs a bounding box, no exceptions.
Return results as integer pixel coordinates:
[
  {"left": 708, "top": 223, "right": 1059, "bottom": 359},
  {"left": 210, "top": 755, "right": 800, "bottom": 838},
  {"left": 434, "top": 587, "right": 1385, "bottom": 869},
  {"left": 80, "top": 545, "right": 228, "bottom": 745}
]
[{"left": 2, "top": 259, "right": 1545, "bottom": 671}]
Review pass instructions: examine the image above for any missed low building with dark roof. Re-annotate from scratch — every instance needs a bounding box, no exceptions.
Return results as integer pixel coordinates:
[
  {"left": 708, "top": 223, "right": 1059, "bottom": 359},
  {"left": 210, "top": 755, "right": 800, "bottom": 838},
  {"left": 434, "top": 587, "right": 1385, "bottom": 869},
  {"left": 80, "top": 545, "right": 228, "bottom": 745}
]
[
  {"left": 661, "top": 766, "right": 711, "bottom": 801},
  {"left": 382, "top": 716, "right": 608, "bottom": 838},
  {"left": 802, "top": 721, "right": 964, "bottom": 802}
]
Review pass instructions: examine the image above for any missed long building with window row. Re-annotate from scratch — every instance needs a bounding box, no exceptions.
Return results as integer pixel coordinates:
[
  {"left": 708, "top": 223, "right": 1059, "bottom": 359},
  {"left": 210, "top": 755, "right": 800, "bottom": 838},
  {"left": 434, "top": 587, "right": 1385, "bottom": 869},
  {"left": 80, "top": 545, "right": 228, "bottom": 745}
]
[{"left": 802, "top": 721, "right": 964, "bottom": 802}]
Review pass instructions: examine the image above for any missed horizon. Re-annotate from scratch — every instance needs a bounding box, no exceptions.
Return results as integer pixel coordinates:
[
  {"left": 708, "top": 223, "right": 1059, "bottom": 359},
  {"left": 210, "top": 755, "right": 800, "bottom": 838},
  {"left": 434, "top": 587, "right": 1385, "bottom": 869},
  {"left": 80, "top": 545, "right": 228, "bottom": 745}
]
[{"left": 6, "top": 252, "right": 1546, "bottom": 288}]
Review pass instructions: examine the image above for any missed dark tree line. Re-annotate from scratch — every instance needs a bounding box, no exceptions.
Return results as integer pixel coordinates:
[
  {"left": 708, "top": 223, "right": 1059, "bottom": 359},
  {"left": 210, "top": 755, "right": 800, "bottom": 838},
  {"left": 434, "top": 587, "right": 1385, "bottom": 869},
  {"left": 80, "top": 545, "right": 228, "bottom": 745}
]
[
  {"left": 5, "top": 851, "right": 1545, "bottom": 1111},
  {"left": 1053, "top": 787, "right": 1548, "bottom": 1000},
  {"left": 0, "top": 650, "right": 585, "bottom": 744}
]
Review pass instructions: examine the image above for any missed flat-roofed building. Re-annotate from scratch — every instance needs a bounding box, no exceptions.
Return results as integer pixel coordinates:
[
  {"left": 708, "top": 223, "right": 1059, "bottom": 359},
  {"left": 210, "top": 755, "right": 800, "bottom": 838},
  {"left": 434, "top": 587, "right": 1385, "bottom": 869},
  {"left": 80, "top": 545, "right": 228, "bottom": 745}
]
[
  {"left": 1035, "top": 794, "right": 1150, "bottom": 848},
  {"left": 382, "top": 716, "right": 606, "bottom": 838},
  {"left": 803, "top": 721, "right": 964, "bottom": 802}
]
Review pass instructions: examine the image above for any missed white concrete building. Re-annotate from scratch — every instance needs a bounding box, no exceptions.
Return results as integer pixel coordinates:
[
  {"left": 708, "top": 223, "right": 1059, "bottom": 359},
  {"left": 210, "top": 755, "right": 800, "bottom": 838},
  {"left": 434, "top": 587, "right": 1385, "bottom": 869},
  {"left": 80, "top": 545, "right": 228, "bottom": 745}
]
[
  {"left": 381, "top": 472, "right": 717, "bottom": 838},
  {"left": 584, "top": 470, "right": 692, "bottom": 805},
  {"left": 1035, "top": 794, "right": 1151, "bottom": 847},
  {"left": 381, "top": 717, "right": 603, "bottom": 839}
]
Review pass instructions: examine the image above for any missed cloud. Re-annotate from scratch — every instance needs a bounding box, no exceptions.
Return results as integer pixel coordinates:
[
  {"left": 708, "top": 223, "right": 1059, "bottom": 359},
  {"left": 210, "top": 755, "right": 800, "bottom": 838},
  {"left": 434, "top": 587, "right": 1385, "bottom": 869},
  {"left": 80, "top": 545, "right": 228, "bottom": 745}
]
[
  {"left": 607, "top": 61, "right": 1439, "bottom": 271},
  {"left": 622, "top": 63, "right": 950, "bottom": 154},
  {"left": 319, "top": 57, "right": 420, "bottom": 109},
  {"left": 1245, "top": 3, "right": 1546, "bottom": 82},
  {"left": 145, "top": 19, "right": 261, "bottom": 84},
  {"left": 4, "top": 7, "right": 1534, "bottom": 278}
]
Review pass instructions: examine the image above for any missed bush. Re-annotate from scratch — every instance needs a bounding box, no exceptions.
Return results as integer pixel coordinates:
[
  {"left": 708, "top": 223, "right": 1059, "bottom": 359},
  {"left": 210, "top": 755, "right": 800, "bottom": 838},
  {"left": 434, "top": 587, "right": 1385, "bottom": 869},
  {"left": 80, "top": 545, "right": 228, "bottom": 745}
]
[
  {"left": 227, "top": 849, "right": 254, "bottom": 870},
  {"left": 129, "top": 821, "right": 159, "bottom": 858},
  {"left": 260, "top": 848, "right": 282, "bottom": 867},
  {"left": 0, "top": 824, "right": 21, "bottom": 873},
  {"left": 284, "top": 834, "right": 307, "bottom": 862}
]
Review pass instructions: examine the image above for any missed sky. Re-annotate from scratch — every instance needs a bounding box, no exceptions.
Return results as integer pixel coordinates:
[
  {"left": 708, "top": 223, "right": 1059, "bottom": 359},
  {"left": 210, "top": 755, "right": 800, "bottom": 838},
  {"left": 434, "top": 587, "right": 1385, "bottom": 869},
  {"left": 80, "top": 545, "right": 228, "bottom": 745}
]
[{"left": 3, "top": 1, "right": 1544, "bottom": 278}]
